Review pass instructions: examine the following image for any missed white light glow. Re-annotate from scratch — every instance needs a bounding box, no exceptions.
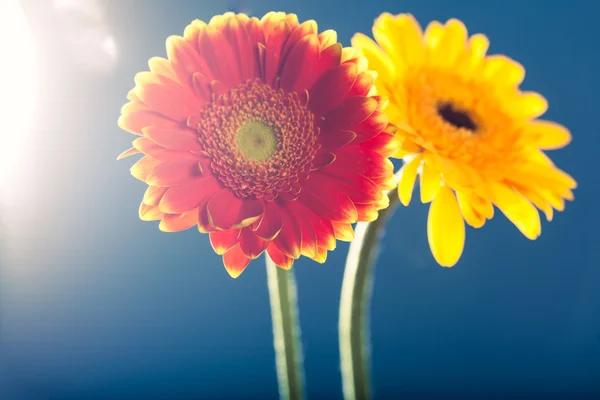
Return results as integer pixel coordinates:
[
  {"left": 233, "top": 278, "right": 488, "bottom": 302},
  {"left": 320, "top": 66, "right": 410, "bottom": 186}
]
[{"left": 0, "top": 0, "right": 36, "bottom": 186}]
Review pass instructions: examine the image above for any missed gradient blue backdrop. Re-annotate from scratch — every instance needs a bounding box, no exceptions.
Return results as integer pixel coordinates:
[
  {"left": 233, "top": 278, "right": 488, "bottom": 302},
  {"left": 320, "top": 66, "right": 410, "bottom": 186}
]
[{"left": 1, "top": 0, "right": 598, "bottom": 398}]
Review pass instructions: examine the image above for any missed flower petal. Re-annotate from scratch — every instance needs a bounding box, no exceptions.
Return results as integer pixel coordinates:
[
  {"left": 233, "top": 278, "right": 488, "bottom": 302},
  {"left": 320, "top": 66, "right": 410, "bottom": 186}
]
[
  {"left": 146, "top": 158, "right": 203, "bottom": 187},
  {"left": 135, "top": 83, "right": 202, "bottom": 121},
  {"left": 159, "top": 210, "right": 199, "bottom": 232},
  {"left": 427, "top": 185, "right": 465, "bottom": 267},
  {"left": 139, "top": 203, "right": 163, "bottom": 221},
  {"left": 397, "top": 155, "right": 421, "bottom": 206},
  {"left": 239, "top": 228, "right": 268, "bottom": 259},
  {"left": 490, "top": 183, "right": 541, "bottom": 240},
  {"left": 280, "top": 34, "right": 320, "bottom": 94},
  {"left": 267, "top": 244, "right": 294, "bottom": 270},
  {"left": 272, "top": 206, "right": 302, "bottom": 259},
  {"left": 223, "top": 243, "right": 251, "bottom": 278},
  {"left": 322, "top": 96, "right": 378, "bottom": 132},
  {"left": 522, "top": 120, "right": 572, "bottom": 150},
  {"left": 159, "top": 176, "right": 221, "bottom": 214},
  {"left": 299, "top": 178, "right": 358, "bottom": 223},
  {"left": 308, "top": 63, "right": 357, "bottom": 115},
  {"left": 210, "top": 229, "right": 241, "bottom": 255},
  {"left": 143, "top": 186, "right": 168, "bottom": 206},
  {"left": 419, "top": 159, "right": 441, "bottom": 203},
  {"left": 207, "top": 190, "right": 263, "bottom": 230},
  {"left": 252, "top": 200, "right": 283, "bottom": 241},
  {"left": 143, "top": 126, "right": 202, "bottom": 151},
  {"left": 332, "top": 222, "right": 354, "bottom": 242}
]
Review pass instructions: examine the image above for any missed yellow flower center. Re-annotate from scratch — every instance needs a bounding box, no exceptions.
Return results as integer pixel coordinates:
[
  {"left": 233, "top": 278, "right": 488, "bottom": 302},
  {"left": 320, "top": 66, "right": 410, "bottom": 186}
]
[{"left": 236, "top": 121, "right": 278, "bottom": 161}]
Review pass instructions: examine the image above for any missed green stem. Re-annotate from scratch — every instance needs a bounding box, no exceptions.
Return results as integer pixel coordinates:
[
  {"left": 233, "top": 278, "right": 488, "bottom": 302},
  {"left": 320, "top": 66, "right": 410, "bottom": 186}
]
[
  {"left": 339, "top": 191, "right": 400, "bottom": 400},
  {"left": 266, "top": 254, "right": 305, "bottom": 400}
]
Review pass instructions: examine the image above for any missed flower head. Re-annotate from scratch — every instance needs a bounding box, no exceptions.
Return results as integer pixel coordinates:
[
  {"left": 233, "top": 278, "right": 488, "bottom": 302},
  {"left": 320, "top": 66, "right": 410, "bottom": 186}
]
[
  {"left": 118, "top": 12, "right": 396, "bottom": 277},
  {"left": 353, "top": 14, "right": 576, "bottom": 267}
]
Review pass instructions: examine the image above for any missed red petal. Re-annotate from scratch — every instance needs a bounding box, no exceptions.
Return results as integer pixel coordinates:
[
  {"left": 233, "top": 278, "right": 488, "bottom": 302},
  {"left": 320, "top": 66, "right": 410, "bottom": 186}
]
[
  {"left": 309, "top": 63, "right": 357, "bottom": 115},
  {"left": 192, "top": 72, "right": 212, "bottom": 103},
  {"left": 117, "top": 147, "right": 140, "bottom": 160},
  {"left": 267, "top": 244, "right": 294, "bottom": 270},
  {"left": 131, "top": 156, "right": 161, "bottom": 181},
  {"left": 146, "top": 158, "right": 203, "bottom": 187},
  {"left": 280, "top": 20, "right": 318, "bottom": 66},
  {"left": 356, "top": 204, "right": 379, "bottom": 222},
  {"left": 223, "top": 16, "right": 256, "bottom": 82},
  {"left": 311, "top": 151, "right": 336, "bottom": 170},
  {"left": 272, "top": 205, "right": 302, "bottom": 259},
  {"left": 301, "top": 206, "right": 336, "bottom": 251},
  {"left": 318, "top": 170, "right": 382, "bottom": 204},
  {"left": 210, "top": 228, "right": 241, "bottom": 255},
  {"left": 348, "top": 72, "right": 374, "bottom": 97},
  {"left": 159, "top": 210, "right": 199, "bottom": 232},
  {"left": 159, "top": 176, "right": 221, "bottom": 213},
  {"left": 148, "top": 56, "right": 180, "bottom": 82},
  {"left": 264, "top": 20, "right": 291, "bottom": 86},
  {"left": 223, "top": 244, "right": 251, "bottom": 278},
  {"left": 315, "top": 43, "right": 342, "bottom": 78},
  {"left": 320, "top": 130, "right": 356, "bottom": 150},
  {"left": 166, "top": 36, "right": 211, "bottom": 86},
  {"left": 239, "top": 228, "right": 268, "bottom": 259},
  {"left": 143, "top": 186, "right": 168, "bottom": 206},
  {"left": 299, "top": 177, "right": 358, "bottom": 223},
  {"left": 352, "top": 112, "right": 388, "bottom": 144},
  {"left": 143, "top": 126, "right": 202, "bottom": 151},
  {"left": 136, "top": 83, "right": 202, "bottom": 121},
  {"left": 207, "top": 190, "right": 263, "bottom": 230},
  {"left": 321, "top": 96, "right": 377, "bottom": 132},
  {"left": 287, "top": 201, "right": 318, "bottom": 258},
  {"left": 332, "top": 222, "right": 354, "bottom": 242},
  {"left": 252, "top": 200, "right": 283, "bottom": 240},
  {"left": 200, "top": 24, "right": 243, "bottom": 88},
  {"left": 133, "top": 137, "right": 197, "bottom": 160},
  {"left": 245, "top": 17, "right": 265, "bottom": 47},
  {"left": 314, "top": 246, "right": 328, "bottom": 263},
  {"left": 280, "top": 34, "right": 320, "bottom": 94},
  {"left": 139, "top": 203, "right": 163, "bottom": 221},
  {"left": 361, "top": 131, "right": 401, "bottom": 157},
  {"left": 118, "top": 110, "right": 178, "bottom": 135}
]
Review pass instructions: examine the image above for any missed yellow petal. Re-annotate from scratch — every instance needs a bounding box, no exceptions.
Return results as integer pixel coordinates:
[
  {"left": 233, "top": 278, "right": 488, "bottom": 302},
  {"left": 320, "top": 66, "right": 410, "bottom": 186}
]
[
  {"left": 516, "top": 186, "right": 554, "bottom": 221},
  {"left": 456, "top": 192, "right": 486, "bottom": 228},
  {"left": 483, "top": 55, "right": 525, "bottom": 87},
  {"left": 427, "top": 185, "right": 465, "bottom": 267},
  {"left": 522, "top": 120, "right": 572, "bottom": 150},
  {"left": 433, "top": 19, "right": 468, "bottom": 67},
  {"left": 466, "top": 33, "right": 489, "bottom": 65},
  {"left": 420, "top": 159, "right": 441, "bottom": 203},
  {"left": 397, "top": 154, "right": 422, "bottom": 206},
  {"left": 490, "top": 183, "right": 541, "bottom": 240},
  {"left": 351, "top": 33, "right": 396, "bottom": 79},
  {"left": 504, "top": 91, "right": 548, "bottom": 119},
  {"left": 373, "top": 13, "right": 423, "bottom": 68},
  {"left": 423, "top": 21, "right": 444, "bottom": 61}
]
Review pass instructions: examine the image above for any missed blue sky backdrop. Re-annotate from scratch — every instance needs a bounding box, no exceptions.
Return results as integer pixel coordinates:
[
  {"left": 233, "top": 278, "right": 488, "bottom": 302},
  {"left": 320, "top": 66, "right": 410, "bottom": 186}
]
[{"left": 1, "top": 0, "right": 598, "bottom": 398}]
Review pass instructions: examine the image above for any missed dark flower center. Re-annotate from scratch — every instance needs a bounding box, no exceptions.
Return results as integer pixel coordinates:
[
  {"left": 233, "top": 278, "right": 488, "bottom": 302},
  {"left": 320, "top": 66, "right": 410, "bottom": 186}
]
[{"left": 437, "top": 102, "right": 477, "bottom": 131}]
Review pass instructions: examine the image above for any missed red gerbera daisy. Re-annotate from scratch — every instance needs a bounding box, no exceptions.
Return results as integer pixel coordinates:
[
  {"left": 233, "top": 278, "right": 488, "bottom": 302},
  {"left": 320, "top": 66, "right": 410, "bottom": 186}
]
[{"left": 118, "top": 12, "right": 397, "bottom": 278}]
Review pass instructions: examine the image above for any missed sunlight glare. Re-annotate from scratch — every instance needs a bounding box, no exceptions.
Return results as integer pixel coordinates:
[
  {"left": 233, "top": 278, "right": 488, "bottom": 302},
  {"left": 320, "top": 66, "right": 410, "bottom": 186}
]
[{"left": 0, "top": 0, "right": 36, "bottom": 186}]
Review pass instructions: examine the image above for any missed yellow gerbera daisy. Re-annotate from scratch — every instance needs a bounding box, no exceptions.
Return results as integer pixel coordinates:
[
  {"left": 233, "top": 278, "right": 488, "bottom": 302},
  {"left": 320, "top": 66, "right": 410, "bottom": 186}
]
[{"left": 352, "top": 13, "right": 576, "bottom": 267}]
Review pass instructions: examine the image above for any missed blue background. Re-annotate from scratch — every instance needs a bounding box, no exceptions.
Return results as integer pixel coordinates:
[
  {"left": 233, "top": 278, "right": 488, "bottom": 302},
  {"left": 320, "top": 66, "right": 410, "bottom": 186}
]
[{"left": 1, "top": 0, "right": 598, "bottom": 398}]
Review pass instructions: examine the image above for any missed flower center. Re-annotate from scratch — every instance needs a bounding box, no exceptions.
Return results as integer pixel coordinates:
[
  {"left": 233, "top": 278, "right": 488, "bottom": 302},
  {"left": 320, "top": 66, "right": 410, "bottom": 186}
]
[
  {"left": 235, "top": 121, "right": 278, "bottom": 161},
  {"left": 189, "top": 79, "right": 319, "bottom": 200},
  {"left": 437, "top": 102, "right": 477, "bottom": 131}
]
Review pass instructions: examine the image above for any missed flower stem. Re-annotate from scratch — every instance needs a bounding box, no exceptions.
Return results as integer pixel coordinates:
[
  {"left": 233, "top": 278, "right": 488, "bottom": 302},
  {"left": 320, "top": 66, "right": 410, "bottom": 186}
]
[
  {"left": 266, "top": 254, "right": 305, "bottom": 400},
  {"left": 339, "top": 192, "right": 400, "bottom": 400}
]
